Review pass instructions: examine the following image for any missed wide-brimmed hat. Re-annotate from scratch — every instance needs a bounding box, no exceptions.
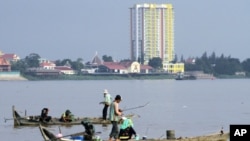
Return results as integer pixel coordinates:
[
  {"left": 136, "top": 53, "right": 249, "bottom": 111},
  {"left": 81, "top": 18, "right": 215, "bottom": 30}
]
[{"left": 103, "top": 89, "right": 109, "bottom": 94}]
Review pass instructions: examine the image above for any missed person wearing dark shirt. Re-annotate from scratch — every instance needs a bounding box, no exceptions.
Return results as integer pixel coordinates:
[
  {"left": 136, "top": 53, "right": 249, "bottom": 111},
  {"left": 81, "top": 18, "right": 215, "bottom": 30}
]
[{"left": 40, "top": 108, "right": 52, "bottom": 122}]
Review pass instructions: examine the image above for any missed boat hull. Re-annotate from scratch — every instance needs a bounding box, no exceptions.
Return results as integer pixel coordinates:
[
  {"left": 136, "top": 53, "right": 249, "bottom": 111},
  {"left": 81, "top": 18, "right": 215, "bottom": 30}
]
[
  {"left": 39, "top": 124, "right": 76, "bottom": 141},
  {"left": 12, "top": 106, "right": 111, "bottom": 127}
]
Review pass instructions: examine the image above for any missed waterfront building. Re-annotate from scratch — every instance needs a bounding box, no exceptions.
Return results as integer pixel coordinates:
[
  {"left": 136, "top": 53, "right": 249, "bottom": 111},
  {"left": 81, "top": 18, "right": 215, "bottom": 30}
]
[
  {"left": 130, "top": 3, "right": 184, "bottom": 73},
  {"left": 0, "top": 52, "right": 20, "bottom": 62},
  {"left": 0, "top": 57, "right": 11, "bottom": 71}
]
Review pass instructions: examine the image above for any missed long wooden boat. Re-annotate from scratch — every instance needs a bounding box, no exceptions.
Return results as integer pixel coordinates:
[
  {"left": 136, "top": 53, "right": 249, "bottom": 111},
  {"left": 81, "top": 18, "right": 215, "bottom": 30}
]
[
  {"left": 12, "top": 106, "right": 111, "bottom": 126},
  {"left": 39, "top": 124, "right": 229, "bottom": 141},
  {"left": 39, "top": 124, "right": 79, "bottom": 141},
  {"left": 39, "top": 123, "right": 99, "bottom": 141}
]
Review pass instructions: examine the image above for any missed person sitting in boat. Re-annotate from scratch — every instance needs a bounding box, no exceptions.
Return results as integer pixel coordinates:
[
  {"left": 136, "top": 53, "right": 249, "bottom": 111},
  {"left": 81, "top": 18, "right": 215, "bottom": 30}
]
[
  {"left": 119, "top": 117, "right": 137, "bottom": 140},
  {"left": 81, "top": 119, "right": 95, "bottom": 140},
  {"left": 60, "top": 109, "right": 74, "bottom": 122},
  {"left": 40, "top": 108, "right": 52, "bottom": 122}
]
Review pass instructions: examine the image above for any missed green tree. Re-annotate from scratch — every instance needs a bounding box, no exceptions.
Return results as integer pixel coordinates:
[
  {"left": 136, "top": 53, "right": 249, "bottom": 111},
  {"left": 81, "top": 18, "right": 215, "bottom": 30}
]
[
  {"left": 180, "top": 55, "right": 185, "bottom": 63},
  {"left": 242, "top": 58, "right": 250, "bottom": 76},
  {"left": 120, "top": 59, "right": 131, "bottom": 62},
  {"left": 148, "top": 57, "right": 162, "bottom": 69},
  {"left": 171, "top": 54, "right": 178, "bottom": 63},
  {"left": 61, "top": 59, "right": 72, "bottom": 67},
  {"left": 102, "top": 55, "right": 113, "bottom": 62},
  {"left": 11, "top": 59, "right": 28, "bottom": 74},
  {"left": 242, "top": 58, "right": 250, "bottom": 72},
  {"left": 55, "top": 60, "right": 62, "bottom": 66},
  {"left": 25, "top": 53, "right": 41, "bottom": 68},
  {"left": 213, "top": 55, "right": 241, "bottom": 75},
  {"left": 71, "top": 58, "right": 84, "bottom": 74}
]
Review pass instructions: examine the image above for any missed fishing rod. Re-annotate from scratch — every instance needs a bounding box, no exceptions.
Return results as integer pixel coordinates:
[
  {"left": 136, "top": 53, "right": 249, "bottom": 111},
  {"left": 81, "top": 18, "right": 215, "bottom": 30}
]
[
  {"left": 4, "top": 117, "right": 28, "bottom": 123},
  {"left": 122, "top": 102, "right": 150, "bottom": 112},
  {"left": 4, "top": 115, "right": 39, "bottom": 122}
]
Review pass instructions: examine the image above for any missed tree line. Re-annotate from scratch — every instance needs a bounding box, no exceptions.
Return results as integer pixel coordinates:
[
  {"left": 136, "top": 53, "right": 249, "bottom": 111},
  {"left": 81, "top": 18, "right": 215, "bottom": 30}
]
[
  {"left": 11, "top": 53, "right": 117, "bottom": 75},
  {"left": 10, "top": 52, "right": 250, "bottom": 77},
  {"left": 183, "top": 52, "right": 250, "bottom": 77}
]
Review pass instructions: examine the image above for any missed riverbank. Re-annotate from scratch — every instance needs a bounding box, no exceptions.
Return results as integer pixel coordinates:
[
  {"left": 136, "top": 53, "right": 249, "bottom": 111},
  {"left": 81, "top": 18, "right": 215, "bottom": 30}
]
[
  {"left": 147, "top": 133, "right": 229, "bottom": 141},
  {"left": 23, "top": 73, "right": 176, "bottom": 80},
  {"left": 0, "top": 76, "right": 27, "bottom": 80},
  {"left": 1, "top": 72, "right": 249, "bottom": 81},
  {"left": 0, "top": 72, "right": 27, "bottom": 81}
]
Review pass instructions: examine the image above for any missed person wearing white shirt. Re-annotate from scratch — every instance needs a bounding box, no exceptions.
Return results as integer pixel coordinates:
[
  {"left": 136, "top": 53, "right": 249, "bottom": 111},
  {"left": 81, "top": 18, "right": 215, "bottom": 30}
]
[{"left": 100, "top": 89, "right": 112, "bottom": 120}]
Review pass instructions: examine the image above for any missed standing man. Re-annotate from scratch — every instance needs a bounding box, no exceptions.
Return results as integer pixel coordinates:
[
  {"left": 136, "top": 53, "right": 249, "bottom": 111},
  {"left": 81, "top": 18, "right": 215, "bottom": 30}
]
[
  {"left": 109, "top": 95, "right": 122, "bottom": 141},
  {"left": 100, "top": 89, "right": 112, "bottom": 120}
]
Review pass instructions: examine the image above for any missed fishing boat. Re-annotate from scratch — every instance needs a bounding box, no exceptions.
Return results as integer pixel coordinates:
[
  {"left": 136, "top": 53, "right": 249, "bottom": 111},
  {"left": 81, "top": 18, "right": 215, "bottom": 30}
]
[
  {"left": 39, "top": 119, "right": 100, "bottom": 141},
  {"left": 10, "top": 106, "right": 111, "bottom": 126},
  {"left": 39, "top": 124, "right": 85, "bottom": 141},
  {"left": 39, "top": 122, "right": 229, "bottom": 141}
]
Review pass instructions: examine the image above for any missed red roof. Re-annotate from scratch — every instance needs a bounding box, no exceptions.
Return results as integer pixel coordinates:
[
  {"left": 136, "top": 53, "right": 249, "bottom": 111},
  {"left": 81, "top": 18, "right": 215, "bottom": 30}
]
[
  {"left": 119, "top": 61, "right": 132, "bottom": 68},
  {"left": 54, "top": 66, "right": 73, "bottom": 71},
  {"left": 40, "top": 62, "right": 56, "bottom": 67},
  {"left": 103, "top": 62, "right": 126, "bottom": 69},
  {"left": 1, "top": 54, "right": 19, "bottom": 60},
  {"left": 140, "top": 65, "right": 153, "bottom": 70},
  {"left": 0, "top": 57, "right": 10, "bottom": 65}
]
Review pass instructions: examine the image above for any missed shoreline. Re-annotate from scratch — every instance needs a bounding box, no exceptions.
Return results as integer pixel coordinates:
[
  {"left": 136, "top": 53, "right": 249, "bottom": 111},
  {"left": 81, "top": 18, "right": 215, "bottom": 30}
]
[
  {"left": 146, "top": 132, "right": 229, "bottom": 141},
  {"left": 0, "top": 73, "right": 249, "bottom": 81},
  {"left": 0, "top": 76, "right": 27, "bottom": 81}
]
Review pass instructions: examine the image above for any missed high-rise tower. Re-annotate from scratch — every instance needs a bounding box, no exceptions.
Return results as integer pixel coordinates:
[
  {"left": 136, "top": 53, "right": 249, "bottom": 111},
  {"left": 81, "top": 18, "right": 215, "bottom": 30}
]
[{"left": 130, "top": 3, "right": 175, "bottom": 70}]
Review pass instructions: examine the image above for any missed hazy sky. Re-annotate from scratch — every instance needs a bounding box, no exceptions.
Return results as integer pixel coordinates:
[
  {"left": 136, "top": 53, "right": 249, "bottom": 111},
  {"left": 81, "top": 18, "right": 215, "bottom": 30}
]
[{"left": 0, "top": 0, "right": 249, "bottom": 62}]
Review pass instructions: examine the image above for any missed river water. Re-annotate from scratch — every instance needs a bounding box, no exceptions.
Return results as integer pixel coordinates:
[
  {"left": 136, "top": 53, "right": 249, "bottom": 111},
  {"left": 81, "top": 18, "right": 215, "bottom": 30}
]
[{"left": 0, "top": 79, "right": 250, "bottom": 140}]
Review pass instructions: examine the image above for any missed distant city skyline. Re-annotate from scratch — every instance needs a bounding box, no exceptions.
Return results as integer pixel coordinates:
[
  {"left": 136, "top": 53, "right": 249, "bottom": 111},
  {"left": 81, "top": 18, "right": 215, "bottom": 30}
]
[{"left": 0, "top": 0, "right": 250, "bottom": 62}]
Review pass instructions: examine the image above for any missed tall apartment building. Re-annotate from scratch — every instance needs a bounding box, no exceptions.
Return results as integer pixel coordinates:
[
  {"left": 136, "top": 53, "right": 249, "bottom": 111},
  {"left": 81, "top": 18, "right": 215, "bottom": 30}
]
[{"left": 130, "top": 3, "right": 183, "bottom": 73}]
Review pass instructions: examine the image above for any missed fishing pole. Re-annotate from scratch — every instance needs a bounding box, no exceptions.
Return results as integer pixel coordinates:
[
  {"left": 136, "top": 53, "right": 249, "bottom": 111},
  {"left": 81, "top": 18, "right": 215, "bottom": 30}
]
[
  {"left": 4, "top": 117, "right": 25, "bottom": 123},
  {"left": 4, "top": 115, "right": 35, "bottom": 123},
  {"left": 122, "top": 102, "right": 150, "bottom": 112}
]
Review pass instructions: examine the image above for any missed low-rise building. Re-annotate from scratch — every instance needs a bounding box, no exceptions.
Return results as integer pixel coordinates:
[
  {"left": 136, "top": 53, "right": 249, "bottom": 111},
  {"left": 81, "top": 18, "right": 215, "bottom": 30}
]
[
  {"left": 164, "top": 63, "right": 184, "bottom": 74},
  {"left": 140, "top": 65, "right": 153, "bottom": 74},
  {"left": 99, "top": 61, "right": 153, "bottom": 74},
  {"left": 0, "top": 57, "right": 11, "bottom": 71},
  {"left": 102, "top": 62, "right": 127, "bottom": 74},
  {"left": 25, "top": 68, "right": 60, "bottom": 77},
  {"left": 1, "top": 53, "right": 20, "bottom": 62},
  {"left": 54, "top": 66, "right": 75, "bottom": 75},
  {"left": 40, "top": 62, "right": 56, "bottom": 70}
]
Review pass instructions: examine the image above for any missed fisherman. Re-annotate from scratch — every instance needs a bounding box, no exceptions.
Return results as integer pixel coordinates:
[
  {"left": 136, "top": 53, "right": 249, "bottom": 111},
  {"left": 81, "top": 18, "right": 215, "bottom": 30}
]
[
  {"left": 109, "top": 95, "right": 123, "bottom": 141},
  {"left": 99, "top": 89, "right": 112, "bottom": 120},
  {"left": 119, "top": 117, "right": 137, "bottom": 140},
  {"left": 81, "top": 119, "right": 95, "bottom": 140},
  {"left": 60, "top": 109, "right": 74, "bottom": 122},
  {"left": 40, "top": 108, "right": 52, "bottom": 122}
]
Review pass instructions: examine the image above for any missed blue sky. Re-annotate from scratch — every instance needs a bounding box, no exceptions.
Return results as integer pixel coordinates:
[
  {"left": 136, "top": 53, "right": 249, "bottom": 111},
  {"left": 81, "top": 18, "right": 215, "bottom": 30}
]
[{"left": 0, "top": 0, "right": 249, "bottom": 62}]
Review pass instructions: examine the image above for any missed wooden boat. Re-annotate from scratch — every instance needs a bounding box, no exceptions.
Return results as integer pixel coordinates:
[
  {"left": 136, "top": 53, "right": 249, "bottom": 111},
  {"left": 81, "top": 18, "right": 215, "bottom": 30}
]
[
  {"left": 39, "top": 124, "right": 83, "bottom": 141},
  {"left": 39, "top": 123, "right": 229, "bottom": 141},
  {"left": 11, "top": 106, "right": 111, "bottom": 126},
  {"left": 39, "top": 120, "right": 99, "bottom": 141}
]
